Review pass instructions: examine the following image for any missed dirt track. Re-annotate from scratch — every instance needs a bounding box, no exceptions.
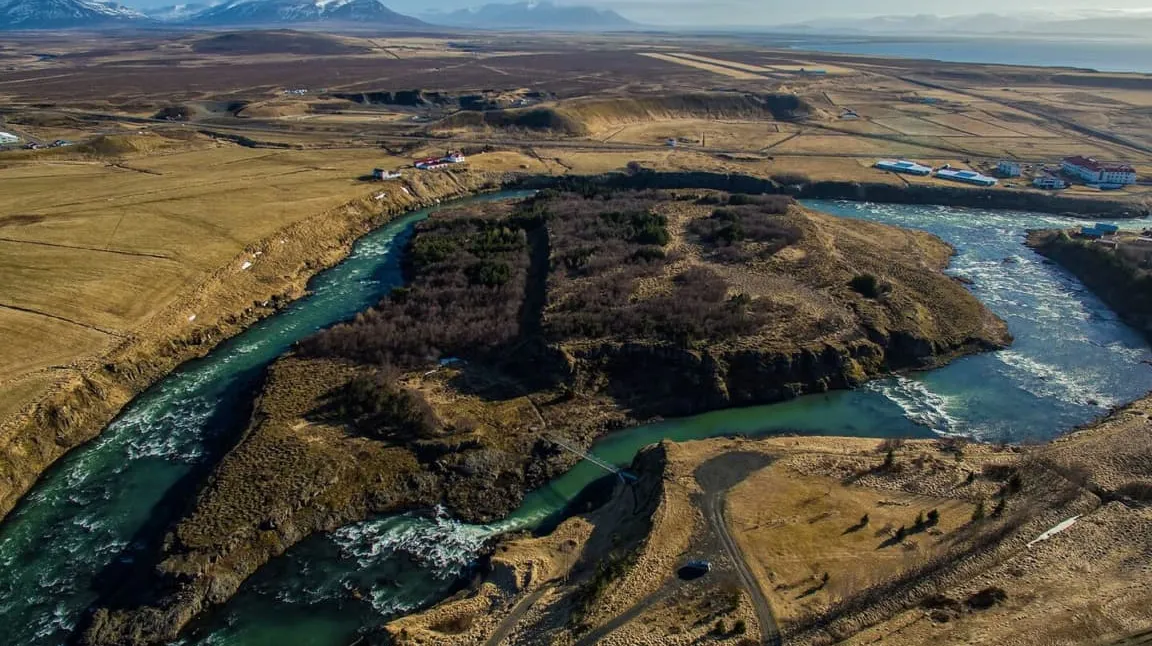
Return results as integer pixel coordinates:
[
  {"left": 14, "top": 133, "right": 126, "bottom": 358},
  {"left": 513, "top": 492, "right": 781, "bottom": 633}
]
[{"left": 696, "top": 452, "right": 781, "bottom": 645}]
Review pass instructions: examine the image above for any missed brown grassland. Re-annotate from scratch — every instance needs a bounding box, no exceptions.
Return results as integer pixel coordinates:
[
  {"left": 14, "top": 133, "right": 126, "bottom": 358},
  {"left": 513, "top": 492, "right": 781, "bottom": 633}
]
[{"left": 1, "top": 26, "right": 1152, "bottom": 646}]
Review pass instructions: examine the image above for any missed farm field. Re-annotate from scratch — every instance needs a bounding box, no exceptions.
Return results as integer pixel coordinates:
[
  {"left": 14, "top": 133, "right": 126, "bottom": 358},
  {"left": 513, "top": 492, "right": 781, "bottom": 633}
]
[{"left": 0, "top": 138, "right": 421, "bottom": 427}]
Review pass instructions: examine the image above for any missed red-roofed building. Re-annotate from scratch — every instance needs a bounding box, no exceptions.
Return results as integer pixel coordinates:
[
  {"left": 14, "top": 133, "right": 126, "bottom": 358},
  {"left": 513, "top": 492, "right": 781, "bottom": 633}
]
[{"left": 1062, "top": 156, "right": 1137, "bottom": 185}]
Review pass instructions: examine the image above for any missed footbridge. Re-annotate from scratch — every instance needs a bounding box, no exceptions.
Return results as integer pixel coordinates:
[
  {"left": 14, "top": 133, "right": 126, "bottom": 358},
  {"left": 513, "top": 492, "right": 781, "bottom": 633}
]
[{"left": 544, "top": 434, "right": 637, "bottom": 482}]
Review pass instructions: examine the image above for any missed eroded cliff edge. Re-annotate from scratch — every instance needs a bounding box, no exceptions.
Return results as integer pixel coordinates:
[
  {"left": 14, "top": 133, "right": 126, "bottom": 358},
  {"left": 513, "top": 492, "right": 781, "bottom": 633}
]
[{"left": 82, "top": 184, "right": 1010, "bottom": 645}]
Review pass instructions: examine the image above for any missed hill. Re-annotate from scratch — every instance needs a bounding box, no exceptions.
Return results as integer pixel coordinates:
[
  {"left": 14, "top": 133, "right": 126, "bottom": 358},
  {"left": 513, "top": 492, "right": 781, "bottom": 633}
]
[
  {"left": 0, "top": 0, "right": 147, "bottom": 29},
  {"left": 188, "top": 0, "right": 427, "bottom": 27},
  {"left": 189, "top": 30, "right": 375, "bottom": 55}
]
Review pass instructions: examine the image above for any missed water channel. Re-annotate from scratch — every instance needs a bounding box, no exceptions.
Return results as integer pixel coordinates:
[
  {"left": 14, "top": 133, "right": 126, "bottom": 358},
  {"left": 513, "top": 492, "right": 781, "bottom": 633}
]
[{"left": 0, "top": 193, "right": 1149, "bottom": 646}]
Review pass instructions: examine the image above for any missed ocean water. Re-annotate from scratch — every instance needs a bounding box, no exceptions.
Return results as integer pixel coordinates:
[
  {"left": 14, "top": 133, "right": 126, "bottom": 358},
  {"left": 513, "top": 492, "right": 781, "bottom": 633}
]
[{"left": 785, "top": 37, "right": 1152, "bottom": 73}]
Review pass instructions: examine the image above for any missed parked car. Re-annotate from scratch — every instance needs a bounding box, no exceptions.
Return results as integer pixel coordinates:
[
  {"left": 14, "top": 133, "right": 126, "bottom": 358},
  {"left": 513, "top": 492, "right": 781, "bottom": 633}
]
[{"left": 678, "top": 559, "right": 712, "bottom": 580}]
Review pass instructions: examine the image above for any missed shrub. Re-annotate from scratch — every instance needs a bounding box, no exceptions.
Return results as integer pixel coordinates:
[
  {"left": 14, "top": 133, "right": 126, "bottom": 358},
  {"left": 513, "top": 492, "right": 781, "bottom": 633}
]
[
  {"left": 966, "top": 587, "right": 1008, "bottom": 610},
  {"left": 849, "top": 273, "right": 884, "bottom": 298},
  {"left": 466, "top": 260, "right": 512, "bottom": 286},
  {"left": 972, "top": 499, "right": 986, "bottom": 522},
  {"left": 733, "top": 619, "right": 747, "bottom": 634},
  {"left": 1118, "top": 481, "right": 1152, "bottom": 501},
  {"left": 326, "top": 372, "right": 441, "bottom": 441},
  {"left": 687, "top": 201, "right": 798, "bottom": 261}
]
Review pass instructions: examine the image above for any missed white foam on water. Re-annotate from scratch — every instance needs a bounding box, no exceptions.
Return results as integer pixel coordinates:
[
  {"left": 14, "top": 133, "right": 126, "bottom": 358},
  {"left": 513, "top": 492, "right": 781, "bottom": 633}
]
[
  {"left": 333, "top": 507, "right": 508, "bottom": 574},
  {"left": 31, "top": 603, "right": 74, "bottom": 640},
  {"left": 996, "top": 350, "right": 1116, "bottom": 408},
  {"left": 866, "top": 376, "right": 959, "bottom": 435}
]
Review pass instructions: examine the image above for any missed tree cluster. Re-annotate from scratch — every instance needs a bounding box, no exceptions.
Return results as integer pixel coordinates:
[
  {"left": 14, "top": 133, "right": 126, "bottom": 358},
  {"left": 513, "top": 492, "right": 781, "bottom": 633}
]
[
  {"left": 688, "top": 202, "right": 800, "bottom": 263},
  {"left": 319, "top": 372, "right": 441, "bottom": 442},
  {"left": 302, "top": 208, "right": 530, "bottom": 366},
  {"left": 539, "top": 189, "right": 768, "bottom": 345}
]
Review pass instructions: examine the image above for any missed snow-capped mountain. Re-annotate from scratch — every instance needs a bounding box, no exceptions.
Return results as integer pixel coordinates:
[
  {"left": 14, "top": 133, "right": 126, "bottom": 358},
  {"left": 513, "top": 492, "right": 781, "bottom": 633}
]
[
  {"left": 0, "top": 0, "right": 148, "bottom": 29},
  {"left": 144, "top": 2, "right": 210, "bottom": 21},
  {"left": 427, "top": 1, "right": 638, "bottom": 31},
  {"left": 188, "top": 0, "right": 428, "bottom": 26}
]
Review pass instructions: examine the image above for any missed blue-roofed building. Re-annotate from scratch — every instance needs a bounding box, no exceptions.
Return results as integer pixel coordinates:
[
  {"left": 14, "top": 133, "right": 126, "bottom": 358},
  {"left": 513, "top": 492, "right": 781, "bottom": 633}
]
[
  {"left": 935, "top": 168, "right": 998, "bottom": 187},
  {"left": 875, "top": 159, "right": 932, "bottom": 176},
  {"left": 1081, "top": 223, "right": 1120, "bottom": 239}
]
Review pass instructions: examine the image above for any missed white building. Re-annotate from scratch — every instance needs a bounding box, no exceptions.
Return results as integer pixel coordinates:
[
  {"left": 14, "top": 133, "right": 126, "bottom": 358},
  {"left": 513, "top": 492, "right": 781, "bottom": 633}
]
[
  {"left": 875, "top": 159, "right": 932, "bottom": 176},
  {"left": 1033, "top": 176, "right": 1067, "bottom": 190},
  {"left": 0, "top": 131, "right": 20, "bottom": 145},
  {"left": 998, "top": 160, "right": 1022, "bottom": 177},
  {"left": 1062, "top": 156, "right": 1137, "bottom": 186},
  {"left": 935, "top": 168, "right": 998, "bottom": 187}
]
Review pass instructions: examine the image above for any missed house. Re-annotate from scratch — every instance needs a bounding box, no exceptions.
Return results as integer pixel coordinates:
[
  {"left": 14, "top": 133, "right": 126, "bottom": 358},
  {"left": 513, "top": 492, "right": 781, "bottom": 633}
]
[
  {"left": 444, "top": 151, "right": 466, "bottom": 164},
  {"left": 372, "top": 168, "right": 402, "bottom": 180},
  {"left": 1080, "top": 223, "right": 1120, "bottom": 239},
  {"left": 935, "top": 168, "right": 998, "bottom": 187},
  {"left": 998, "top": 160, "right": 1022, "bottom": 177},
  {"left": 1062, "top": 156, "right": 1137, "bottom": 185},
  {"left": 1033, "top": 175, "right": 1067, "bottom": 190},
  {"left": 875, "top": 159, "right": 932, "bottom": 176},
  {"left": 0, "top": 131, "right": 19, "bottom": 145}
]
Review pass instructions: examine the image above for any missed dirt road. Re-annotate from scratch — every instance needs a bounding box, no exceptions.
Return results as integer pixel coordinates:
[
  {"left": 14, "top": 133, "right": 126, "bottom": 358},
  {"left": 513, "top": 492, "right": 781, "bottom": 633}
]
[
  {"left": 695, "top": 452, "right": 780, "bottom": 646},
  {"left": 484, "top": 586, "right": 550, "bottom": 646},
  {"left": 703, "top": 489, "right": 781, "bottom": 646}
]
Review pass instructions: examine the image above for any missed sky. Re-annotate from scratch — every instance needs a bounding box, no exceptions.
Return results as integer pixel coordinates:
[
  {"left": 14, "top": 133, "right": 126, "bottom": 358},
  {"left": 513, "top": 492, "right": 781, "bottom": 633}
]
[{"left": 119, "top": 0, "right": 1152, "bottom": 26}]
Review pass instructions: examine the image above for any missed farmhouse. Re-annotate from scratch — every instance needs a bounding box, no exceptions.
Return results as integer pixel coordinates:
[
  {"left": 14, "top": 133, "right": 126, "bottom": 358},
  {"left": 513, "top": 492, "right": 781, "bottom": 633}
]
[
  {"left": 0, "top": 131, "right": 20, "bottom": 145},
  {"left": 1062, "top": 156, "right": 1137, "bottom": 186},
  {"left": 372, "top": 168, "right": 402, "bottom": 180},
  {"left": 874, "top": 159, "right": 932, "bottom": 176},
  {"left": 415, "top": 151, "right": 466, "bottom": 170}
]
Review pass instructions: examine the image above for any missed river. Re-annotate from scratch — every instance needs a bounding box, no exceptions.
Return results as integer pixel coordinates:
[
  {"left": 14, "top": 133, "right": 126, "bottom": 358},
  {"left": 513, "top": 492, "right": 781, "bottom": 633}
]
[{"left": 0, "top": 195, "right": 1149, "bottom": 646}]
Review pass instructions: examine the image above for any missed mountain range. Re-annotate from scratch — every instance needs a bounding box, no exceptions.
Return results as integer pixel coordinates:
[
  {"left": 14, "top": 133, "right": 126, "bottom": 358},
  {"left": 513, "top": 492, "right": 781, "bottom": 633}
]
[
  {"left": 0, "top": 0, "right": 145, "bottom": 28},
  {"left": 0, "top": 0, "right": 640, "bottom": 30},
  {"left": 425, "top": 1, "right": 636, "bottom": 31},
  {"left": 186, "top": 0, "right": 426, "bottom": 26}
]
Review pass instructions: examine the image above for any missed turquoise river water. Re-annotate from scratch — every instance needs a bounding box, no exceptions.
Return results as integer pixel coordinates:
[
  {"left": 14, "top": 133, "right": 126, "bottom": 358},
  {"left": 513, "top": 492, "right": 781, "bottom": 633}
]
[{"left": 0, "top": 194, "right": 1149, "bottom": 646}]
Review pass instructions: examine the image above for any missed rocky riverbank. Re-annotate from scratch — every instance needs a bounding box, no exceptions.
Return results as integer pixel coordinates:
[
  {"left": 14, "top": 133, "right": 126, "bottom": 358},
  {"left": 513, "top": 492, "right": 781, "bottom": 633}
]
[
  {"left": 1026, "top": 229, "right": 1152, "bottom": 342},
  {"left": 80, "top": 185, "right": 1009, "bottom": 646}
]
